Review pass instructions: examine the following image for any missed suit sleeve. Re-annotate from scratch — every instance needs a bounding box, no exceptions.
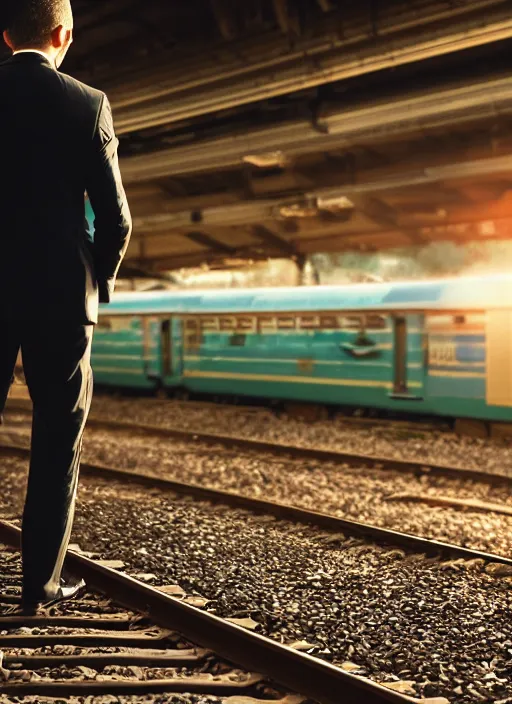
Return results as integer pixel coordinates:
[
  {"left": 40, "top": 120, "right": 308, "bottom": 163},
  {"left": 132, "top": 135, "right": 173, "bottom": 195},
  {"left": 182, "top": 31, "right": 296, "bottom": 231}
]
[{"left": 85, "top": 94, "right": 132, "bottom": 304}]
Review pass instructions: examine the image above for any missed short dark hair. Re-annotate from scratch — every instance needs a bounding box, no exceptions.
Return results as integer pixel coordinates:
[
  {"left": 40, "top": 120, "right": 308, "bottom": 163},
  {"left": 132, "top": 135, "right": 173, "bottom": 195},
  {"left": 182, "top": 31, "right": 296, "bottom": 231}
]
[{"left": 5, "top": 0, "right": 73, "bottom": 49}]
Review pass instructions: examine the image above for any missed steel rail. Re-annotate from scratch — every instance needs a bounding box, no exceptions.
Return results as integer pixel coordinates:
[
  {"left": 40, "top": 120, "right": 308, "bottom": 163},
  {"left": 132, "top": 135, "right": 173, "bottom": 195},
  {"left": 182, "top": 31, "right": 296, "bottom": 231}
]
[
  {"left": 0, "top": 441, "right": 511, "bottom": 569},
  {"left": 311, "top": 415, "right": 450, "bottom": 434},
  {"left": 0, "top": 519, "right": 438, "bottom": 704},
  {"left": 5, "top": 400, "right": 511, "bottom": 488}
]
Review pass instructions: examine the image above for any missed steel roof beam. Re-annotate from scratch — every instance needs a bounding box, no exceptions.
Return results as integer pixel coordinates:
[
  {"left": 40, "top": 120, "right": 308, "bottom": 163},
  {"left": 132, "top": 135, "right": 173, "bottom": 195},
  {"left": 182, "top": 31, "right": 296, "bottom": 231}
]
[
  {"left": 251, "top": 224, "right": 296, "bottom": 256},
  {"left": 350, "top": 196, "right": 425, "bottom": 244},
  {"left": 124, "top": 215, "right": 512, "bottom": 270},
  {"left": 78, "top": 0, "right": 505, "bottom": 93},
  {"left": 131, "top": 153, "right": 512, "bottom": 232},
  {"left": 115, "top": 0, "right": 505, "bottom": 104},
  {"left": 119, "top": 72, "right": 512, "bottom": 182},
  {"left": 185, "top": 230, "right": 237, "bottom": 253},
  {"left": 111, "top": 1, "right": 512, "bottom": 133},
  {"left": 135, "top": 250, "right": 273, "bottom": 271}
]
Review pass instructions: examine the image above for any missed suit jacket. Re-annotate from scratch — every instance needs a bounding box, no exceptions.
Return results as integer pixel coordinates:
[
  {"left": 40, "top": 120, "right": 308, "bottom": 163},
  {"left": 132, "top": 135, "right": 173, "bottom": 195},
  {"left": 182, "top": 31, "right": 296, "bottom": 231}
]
[{"left": 0, "top": 52, "right": 132, "bottom": 324}]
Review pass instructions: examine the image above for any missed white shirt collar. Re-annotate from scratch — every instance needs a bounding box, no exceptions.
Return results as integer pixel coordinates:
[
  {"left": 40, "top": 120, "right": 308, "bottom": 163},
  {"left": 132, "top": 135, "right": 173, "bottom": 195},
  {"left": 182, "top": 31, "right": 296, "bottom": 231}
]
[{"left": 13, "top": 49, "right": 54, "bottom": 66}]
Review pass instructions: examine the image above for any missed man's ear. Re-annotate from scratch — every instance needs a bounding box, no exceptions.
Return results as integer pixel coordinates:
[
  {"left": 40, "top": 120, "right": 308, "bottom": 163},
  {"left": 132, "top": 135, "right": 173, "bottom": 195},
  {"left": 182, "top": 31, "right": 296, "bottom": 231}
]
[
  {"left": 3, "top": 30, "right": 14, "bottom": 51},
  {"left": 50, "top": 24, "right": 67, "bottom": 48}
]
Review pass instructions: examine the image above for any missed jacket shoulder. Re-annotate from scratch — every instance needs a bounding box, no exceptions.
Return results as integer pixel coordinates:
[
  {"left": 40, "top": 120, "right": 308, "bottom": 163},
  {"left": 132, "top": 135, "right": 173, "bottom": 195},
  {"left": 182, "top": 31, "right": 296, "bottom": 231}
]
[{"left": 57, "top": 72, "right": 105, "bottom": 111}]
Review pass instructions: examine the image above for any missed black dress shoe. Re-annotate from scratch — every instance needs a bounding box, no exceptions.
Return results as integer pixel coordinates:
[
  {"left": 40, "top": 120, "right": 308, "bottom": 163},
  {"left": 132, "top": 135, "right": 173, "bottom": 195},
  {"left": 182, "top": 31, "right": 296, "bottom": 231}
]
[
  {"left": 22, "top": 578, "right": 86, "bottom": 612},
  {"left": 43, "top": 578, "right": 86, "bottom": 608}
]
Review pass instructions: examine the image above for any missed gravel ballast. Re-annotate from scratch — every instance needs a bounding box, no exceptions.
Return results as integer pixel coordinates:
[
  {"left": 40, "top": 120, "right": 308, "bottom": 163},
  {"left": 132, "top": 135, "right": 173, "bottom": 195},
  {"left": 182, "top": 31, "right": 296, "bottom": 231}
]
[
  {"left": 91, "top": 395, "right": 512, "bottom": 477},
  {"left": 0, "top": 459, "right": 511, "bottom": 703}
]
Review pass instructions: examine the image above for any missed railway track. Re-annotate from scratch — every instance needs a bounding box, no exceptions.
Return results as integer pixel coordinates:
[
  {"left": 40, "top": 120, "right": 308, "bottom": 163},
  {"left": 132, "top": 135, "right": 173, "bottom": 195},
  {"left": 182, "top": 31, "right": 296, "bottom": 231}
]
[
  {"left": 4, "top": 399, "right": 511, "bottom": 488},
  {"left": 0, "top": 440, "right": 509, "bottom": 701},
  {"left": 0, "top": 532, "right": 266, "bottom": 700},
  {"left": 0, "top": 520, "right": 444, "bottom": 704},
  {"left": 0, "top": 440, "right": 510, "bottom": 572}
]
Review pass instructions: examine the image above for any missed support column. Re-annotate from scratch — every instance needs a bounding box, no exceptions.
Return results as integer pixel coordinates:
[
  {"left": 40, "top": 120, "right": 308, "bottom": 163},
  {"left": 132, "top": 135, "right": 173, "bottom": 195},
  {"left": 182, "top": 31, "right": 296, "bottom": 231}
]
[{"left": 295, "top": 254, "right": 307, "bottom": 286}]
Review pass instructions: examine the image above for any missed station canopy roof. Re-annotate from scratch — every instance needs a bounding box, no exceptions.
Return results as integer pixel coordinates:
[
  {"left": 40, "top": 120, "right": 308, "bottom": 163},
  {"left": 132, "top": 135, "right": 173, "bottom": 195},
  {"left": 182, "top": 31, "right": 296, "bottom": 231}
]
[{"left": 4, "top": 0, "right": 512, "bottom": 274}]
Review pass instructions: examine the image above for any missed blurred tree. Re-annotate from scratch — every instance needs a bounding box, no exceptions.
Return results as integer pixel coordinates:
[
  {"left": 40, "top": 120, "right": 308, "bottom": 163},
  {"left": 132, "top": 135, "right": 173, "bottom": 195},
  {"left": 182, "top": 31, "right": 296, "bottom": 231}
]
[
  {"left": 415, "top": 242, "right": 466, "bottom": 275},
  {"left": 313, "top": 239, "right": 512, "bottom": 283}
]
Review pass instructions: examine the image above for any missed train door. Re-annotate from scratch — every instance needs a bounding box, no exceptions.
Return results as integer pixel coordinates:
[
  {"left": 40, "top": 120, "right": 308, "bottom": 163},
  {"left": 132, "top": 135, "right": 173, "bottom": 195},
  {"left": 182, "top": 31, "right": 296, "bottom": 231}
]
[
  {"left": 393, "top": 317, "right": 408, "bottom": 394},
  {"left": 391, "top": 314, "right": 424, "bottom": 399},
  {"left": 172, "top": 317, "right": 184, "bottom": 379},
  {"left": 160, "top": 317, "right": 183, "bottom": 388},
  {"left": 161, "top": 320, "right": 172, "bottom": 377},
  {"left": 144, "top": 317, "right": 161, "bottom": 382}
]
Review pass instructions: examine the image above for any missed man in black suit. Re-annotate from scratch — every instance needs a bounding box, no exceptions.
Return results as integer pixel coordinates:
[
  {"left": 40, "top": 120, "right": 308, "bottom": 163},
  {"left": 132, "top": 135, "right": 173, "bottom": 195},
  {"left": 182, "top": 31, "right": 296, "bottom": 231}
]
[{"left": 0, "top": 0, "right": 132, "bottom": 611}]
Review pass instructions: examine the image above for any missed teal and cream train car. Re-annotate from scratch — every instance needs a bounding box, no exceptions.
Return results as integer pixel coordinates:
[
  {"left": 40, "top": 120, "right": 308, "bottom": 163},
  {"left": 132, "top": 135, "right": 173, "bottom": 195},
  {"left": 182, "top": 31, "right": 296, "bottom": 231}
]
[{"left": 91, "top": 274, "right": 512, "bottom": 426}]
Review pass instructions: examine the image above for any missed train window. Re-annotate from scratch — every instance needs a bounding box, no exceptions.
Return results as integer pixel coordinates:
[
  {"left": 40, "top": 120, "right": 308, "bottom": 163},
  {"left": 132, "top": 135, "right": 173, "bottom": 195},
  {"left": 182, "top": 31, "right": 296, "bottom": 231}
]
[
  {"left": 237, "top": 317, "right": 256, "bottom": 332},
  {"left": 259, "top": 317, "right": 277, "bottom": 332},
  {"left": 201, "top": 317, "right": 219, "bottom": 331},
  {"left": 366, "top": 315, "right": 387, "bottom": 330},
  {"left": 220, "top": 317, "right": 236, "bottom": 331},
  {"left": 277, "top": 316, "right": 296, "bottom": 329},
  {"left": 319, "top": 315, "right": 339, "bottom": 329},
  {"left": 230, "top": 333, "right": 246, "bottom": 347},
  {"left": 340, "top": 316, "right": 362, "bottom": 330},
  {"left": 454, "top": 315, "right": 466, "bottom": 325},
  {"left": 338, "top": 315, "right": 386, "bottom": 332},
  {"left": 299, "top": 316, "right": 320, "bottom": 330},
  {"left": 184, "top": 319, "right": 202, "bottom": 351}
]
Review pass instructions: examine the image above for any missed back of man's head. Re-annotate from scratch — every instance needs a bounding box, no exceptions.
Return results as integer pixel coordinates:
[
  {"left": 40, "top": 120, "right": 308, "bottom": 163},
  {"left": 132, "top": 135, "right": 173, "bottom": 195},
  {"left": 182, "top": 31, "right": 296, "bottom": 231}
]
[{"left": 5, "top": 0, "right": 73, "bottom": 50}]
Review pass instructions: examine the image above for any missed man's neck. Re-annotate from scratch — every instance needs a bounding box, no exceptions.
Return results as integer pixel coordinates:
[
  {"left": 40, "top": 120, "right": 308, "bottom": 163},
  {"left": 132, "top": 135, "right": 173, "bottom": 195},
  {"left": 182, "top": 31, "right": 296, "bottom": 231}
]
[{"left": 12, "top": 48, "right": 55, "bottom": 66}]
